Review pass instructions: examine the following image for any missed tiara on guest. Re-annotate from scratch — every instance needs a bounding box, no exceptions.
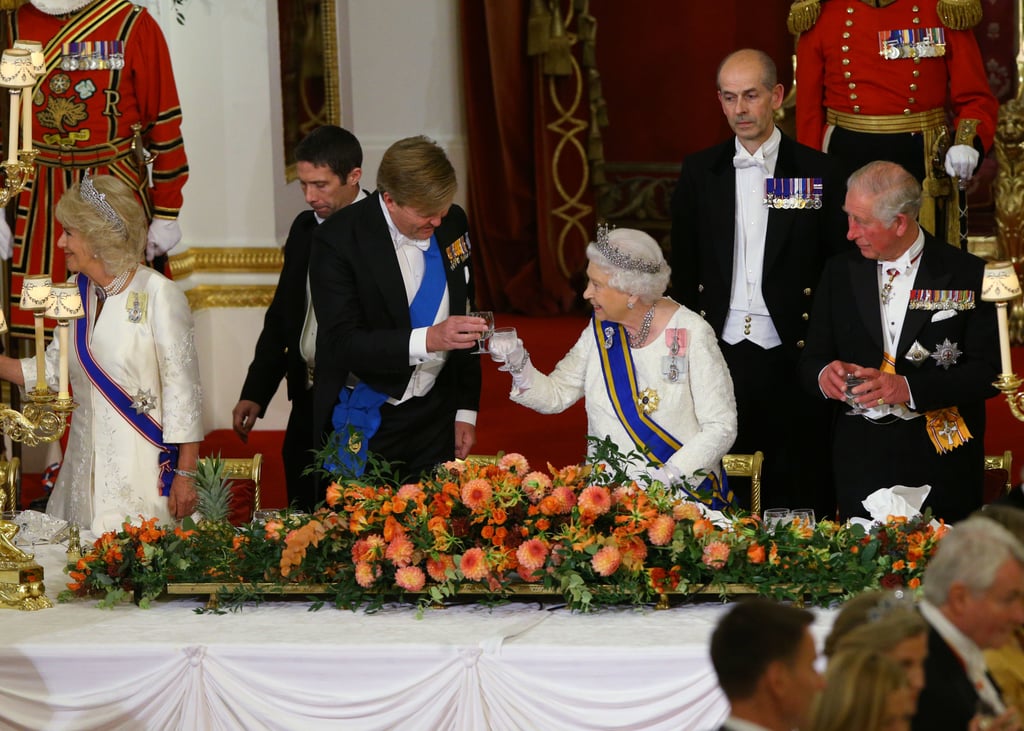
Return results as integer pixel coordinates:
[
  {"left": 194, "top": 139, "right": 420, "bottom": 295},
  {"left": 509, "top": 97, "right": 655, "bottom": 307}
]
[
  {"left": 80, "top": 172, "right": 127, "bottom": 236},
  {"left": 593, "top": 223, "right": 661, "bottom": 274}
]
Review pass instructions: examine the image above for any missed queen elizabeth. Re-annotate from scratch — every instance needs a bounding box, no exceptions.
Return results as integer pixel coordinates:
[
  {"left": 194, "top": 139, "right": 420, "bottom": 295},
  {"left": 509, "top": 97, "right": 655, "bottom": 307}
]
[{"left": 499, "top": 226, "right": 738, "bottom": 507}]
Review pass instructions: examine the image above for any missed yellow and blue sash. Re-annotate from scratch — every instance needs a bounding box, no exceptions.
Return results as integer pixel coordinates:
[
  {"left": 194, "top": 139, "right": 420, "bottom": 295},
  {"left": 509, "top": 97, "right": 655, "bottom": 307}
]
[
  {"left": 592, "top": 317, "right": 732, "bottom": 508},
  {"left": 75, "top": 275, "right": 178, "bottom": 496}
]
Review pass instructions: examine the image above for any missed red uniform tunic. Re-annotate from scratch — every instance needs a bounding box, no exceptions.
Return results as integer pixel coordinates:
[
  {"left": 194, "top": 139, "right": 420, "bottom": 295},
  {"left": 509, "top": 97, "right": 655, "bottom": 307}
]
[
  {"left": 796, "top": 0, "right": 997, "bottom": 151},
  {"left": 8, "top": 0, "right": 188, "bottom": 337}
]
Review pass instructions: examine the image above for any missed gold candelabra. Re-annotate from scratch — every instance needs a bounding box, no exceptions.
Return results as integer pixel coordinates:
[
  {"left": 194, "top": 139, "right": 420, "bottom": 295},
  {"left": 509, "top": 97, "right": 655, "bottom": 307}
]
[
  {"left": 982, "top": 262, "right": 1024, "bottom": 422},
  {"left": 0, "top": 42, "right": 73, "bottom": 610}
]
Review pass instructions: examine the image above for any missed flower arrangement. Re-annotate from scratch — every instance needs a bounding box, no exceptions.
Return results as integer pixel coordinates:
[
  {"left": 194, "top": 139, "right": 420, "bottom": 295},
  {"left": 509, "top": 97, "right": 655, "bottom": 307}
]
[{"left": 60, "top": 440, "right": 949, "bottom": 612}]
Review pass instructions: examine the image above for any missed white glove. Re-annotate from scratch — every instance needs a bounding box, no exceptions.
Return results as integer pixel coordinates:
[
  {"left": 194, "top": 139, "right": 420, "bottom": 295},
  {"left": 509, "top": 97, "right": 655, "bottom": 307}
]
[
  {"left": 146, "top": 218, "right": 182, "bottom": 261},
  {"left": 944, "top": 144, "right": 980, "bottom": 181},
  {"left": 0, "top": 215, "right": 11, "bottom": 260},
  {"left": 649, "top": 463, "right": 683, "bottom": 488}
]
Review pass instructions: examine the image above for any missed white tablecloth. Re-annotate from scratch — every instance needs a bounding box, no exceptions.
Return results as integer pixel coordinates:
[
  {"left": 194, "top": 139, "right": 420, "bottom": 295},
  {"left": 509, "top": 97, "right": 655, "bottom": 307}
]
[{"left": 0, "top": 546, "right": 837, "bottom": 731}]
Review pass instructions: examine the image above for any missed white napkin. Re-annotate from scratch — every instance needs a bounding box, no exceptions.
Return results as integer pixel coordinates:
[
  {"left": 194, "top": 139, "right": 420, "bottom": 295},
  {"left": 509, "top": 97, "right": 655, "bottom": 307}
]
[{"left": 849, "top": 484, "right": 933, "bottom": 530}]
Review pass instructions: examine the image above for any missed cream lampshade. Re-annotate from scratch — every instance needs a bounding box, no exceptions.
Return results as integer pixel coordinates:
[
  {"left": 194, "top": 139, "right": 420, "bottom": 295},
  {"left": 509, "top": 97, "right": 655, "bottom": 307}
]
[
  {"left": 0, "top": 48, "right": 36, "bottom": 89},
  {"left": 982, "top": 261, "right": 1023, "bottom": 302},
  {"left": 44, "top": 284, "right": 84, "bottom": 320},
  {"left": 12, "top": 41, "right": 44, "bottom": 79},
  {"left": 19, "top": 274, "right": 51, "bottom": 311}
]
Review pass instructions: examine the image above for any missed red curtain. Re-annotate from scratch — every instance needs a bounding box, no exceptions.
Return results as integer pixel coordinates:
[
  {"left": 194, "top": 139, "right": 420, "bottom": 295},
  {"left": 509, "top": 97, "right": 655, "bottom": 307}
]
[{"left": 460, "top": 1, "right": 591, "bottom": 315}]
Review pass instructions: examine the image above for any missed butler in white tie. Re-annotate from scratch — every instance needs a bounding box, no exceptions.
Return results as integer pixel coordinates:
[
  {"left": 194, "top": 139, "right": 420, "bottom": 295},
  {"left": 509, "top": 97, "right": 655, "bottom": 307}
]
[{"left": 670, "top": 48, "right": 849, "bottom": 516}]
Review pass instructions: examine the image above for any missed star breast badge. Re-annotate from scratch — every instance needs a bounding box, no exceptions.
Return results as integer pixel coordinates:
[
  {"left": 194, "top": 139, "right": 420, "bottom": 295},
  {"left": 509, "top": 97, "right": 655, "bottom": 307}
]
[
  {"left": 130, "top": 389, "right": 157, "bottom": 415},
  {"left": 930, "top": 339, "right": 962, "bottom": 370}
]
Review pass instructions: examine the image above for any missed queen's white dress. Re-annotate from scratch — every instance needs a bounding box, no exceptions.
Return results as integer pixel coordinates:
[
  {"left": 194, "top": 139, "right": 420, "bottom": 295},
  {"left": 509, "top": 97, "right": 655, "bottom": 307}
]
[
  {"left": 24, "top": 267, "right": 203, "bottom": 534},
  {"left": 511, "top": 300, "right": 737, "bottom": 485}
]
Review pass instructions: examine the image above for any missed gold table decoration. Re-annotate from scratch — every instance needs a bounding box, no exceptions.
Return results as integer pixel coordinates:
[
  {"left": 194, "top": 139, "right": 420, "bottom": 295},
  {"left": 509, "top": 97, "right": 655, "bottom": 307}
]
[{"left": 0, "top": 522, "right": 50, "bottom": 611}]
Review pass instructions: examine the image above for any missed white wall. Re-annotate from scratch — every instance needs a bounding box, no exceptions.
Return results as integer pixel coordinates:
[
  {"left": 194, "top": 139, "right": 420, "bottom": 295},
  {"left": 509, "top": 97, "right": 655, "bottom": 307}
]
[{"left": 150, "top": 0, "right": 466, "bottom": 433}]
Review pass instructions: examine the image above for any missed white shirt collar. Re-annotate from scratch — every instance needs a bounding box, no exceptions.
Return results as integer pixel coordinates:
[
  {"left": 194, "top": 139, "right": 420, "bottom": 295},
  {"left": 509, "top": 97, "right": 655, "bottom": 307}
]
[
  {"left": 733, "top": 126, "right": 782, "bottom": 171},
  {"left": 919, "top": 599, "right": 991, "bottom": 684},
  {"left": 314, "top": 188, "right": 366, "bottom": 225},
  {"left": 880, "top": 228, "right": 926, "bottom": 272},
  {"left": 722, "top": 717, "right": 774, "bottom": 731}
]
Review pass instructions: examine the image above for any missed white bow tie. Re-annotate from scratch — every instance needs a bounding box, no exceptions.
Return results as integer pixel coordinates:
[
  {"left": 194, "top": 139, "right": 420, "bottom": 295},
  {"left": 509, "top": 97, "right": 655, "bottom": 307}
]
[
  {"left": 733, "top": 152, "right": 767, "bottom": 171},
  {"left": 398, "top": 235, "right": 430, "bottom": 252}
]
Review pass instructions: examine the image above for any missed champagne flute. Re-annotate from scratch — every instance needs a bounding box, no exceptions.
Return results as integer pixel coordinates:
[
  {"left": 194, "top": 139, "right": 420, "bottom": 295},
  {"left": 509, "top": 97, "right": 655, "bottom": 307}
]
[
  {"left": 489, "top": 327, "right": 518, "bottom": 364},
  {"left": 469, "top": 311, "right": 494, "bottom": 354}
]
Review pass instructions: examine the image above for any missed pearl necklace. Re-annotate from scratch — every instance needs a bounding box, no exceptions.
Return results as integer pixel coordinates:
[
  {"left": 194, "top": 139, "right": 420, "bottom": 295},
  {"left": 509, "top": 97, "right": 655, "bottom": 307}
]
[
  {"left": 628, "top": 303, "right": 656, "bottom": 348},
  {"left": 95, "top": 267, "right": 135, "bottom": 302}
]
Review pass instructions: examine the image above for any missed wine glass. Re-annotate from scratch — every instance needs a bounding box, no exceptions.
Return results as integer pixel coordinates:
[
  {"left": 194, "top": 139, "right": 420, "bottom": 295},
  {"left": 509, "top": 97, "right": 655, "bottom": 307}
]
[
  {"left": 844, "top": 374, "right": 867, "bottom": 416},
  {"left": 469, "top": 311, "right": 494, "bottom": 354},
  {"left": 763, "top": 508, "right": 792, "bottom": 530},
  {"left": 791, "top": 509, "right": 816, "bottom": 528},
  {"left": 488, "top": 327, "right": 518, "bottom": 364}
]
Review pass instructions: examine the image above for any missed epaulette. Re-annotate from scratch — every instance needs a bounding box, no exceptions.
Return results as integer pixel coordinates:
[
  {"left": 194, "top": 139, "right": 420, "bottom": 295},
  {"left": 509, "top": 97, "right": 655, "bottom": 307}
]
[
  {"left": 789, "top": 0, "right": 982, "bottom": 35},
  {"left": 936, "top": 0, "right": 982, "bottom": 30},
  {"left": 787, "top": 0, "right": 821, "bottom": 35}
]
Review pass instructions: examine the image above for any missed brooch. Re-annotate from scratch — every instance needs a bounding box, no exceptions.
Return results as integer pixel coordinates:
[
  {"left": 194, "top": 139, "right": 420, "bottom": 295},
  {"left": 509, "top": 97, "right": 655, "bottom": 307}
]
[
  {"left": 904, "top": 341, "right": 931, "bottom": 365},
  {"left": 603, "top": 326, "right": 615, "bottom": 350},
  {"left": 130, "top": 389, "right": 156, "bottom": 415},
  {"left": 638, "top": 388, "right": 660, "bottom": 415},
  {"left": 930, "top": 338, "right": 962, "bottom": 370}
]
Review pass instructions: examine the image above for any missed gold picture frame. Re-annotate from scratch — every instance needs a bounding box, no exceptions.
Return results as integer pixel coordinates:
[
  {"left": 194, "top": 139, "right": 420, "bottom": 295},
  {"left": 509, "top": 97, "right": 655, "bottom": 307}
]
[{"left": 279, "top": 0, "right": 341, "bottom": 182}]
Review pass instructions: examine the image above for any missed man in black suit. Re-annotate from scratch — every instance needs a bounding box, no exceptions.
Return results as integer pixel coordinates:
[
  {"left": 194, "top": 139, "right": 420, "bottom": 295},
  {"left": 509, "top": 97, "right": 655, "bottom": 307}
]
[
  {"left": 800, "top": 161, "right": 1000, "bottom": 522},
  {"left": 233, "top": 126, "right": 365, "bottom": 511},
  {"left": 914, "top": 516, "right": 1024, "bottom": 730},
  {"left": 671, "top": 48, "right": 848, "bottom": 515},
  {"left": 309, "top": 136, "right": 485, "bottom": 484},
  {"left": 710, "top": 599, "right": 823, "bottom": 731}
]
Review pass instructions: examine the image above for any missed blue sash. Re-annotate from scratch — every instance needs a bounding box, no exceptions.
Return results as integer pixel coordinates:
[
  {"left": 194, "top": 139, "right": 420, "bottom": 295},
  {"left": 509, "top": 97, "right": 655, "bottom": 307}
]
[
  {"left": 75, "top": 275, "right": 178, "bottom": 496},
  {"left": 592, "top": 316, "right": 733, "bottom": 509},
  {"left": 330, "top": 234, "right": 446, "bottom": 476}
]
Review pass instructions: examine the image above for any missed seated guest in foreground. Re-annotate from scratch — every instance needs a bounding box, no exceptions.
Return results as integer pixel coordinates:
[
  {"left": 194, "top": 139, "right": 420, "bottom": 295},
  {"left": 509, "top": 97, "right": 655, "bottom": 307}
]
[
  {"left": 709, "top": 598, "right": 824, "bottom": 731},
  {"left": 808, "top": 650, "right": 915, "bottom": 731},
  {"left": 498, "top": 226, "right": 737, "bottom": 507},
  {"left": 0, "top": 175, "right": 203, "bottom": 533},
  {"left": 823, "top": 590, "right": 928, "bottom": 704},
  {"left": 975, "top": 505, "right": 1024, "bottom": 720},
  {"left": 799, "top": 160, "right": 999, "bottom": 522},
  {"left": 914, "top": 516, "right": 1024, "bottom": 731}
]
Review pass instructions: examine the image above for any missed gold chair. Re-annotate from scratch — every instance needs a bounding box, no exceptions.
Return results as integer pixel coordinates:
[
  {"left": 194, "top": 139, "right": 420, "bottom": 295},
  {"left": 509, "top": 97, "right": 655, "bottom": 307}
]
[
  {"left": 722, "top": 451, "right": 765, "bottom": 516},
  {"left": 984, "top": 450, "right": 1014, "bottom": 497},
  {"left": 220, "top": 454, "right": 262, "bottom": 522},
  {"left": 0, "top": 457, "right": 19, "bottom": 514}
]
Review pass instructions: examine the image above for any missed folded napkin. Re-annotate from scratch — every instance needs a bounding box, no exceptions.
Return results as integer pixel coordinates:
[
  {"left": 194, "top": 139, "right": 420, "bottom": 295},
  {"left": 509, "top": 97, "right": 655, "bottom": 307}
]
[{"left": 849, "top": 484, "right": 934, "bottom": 530}]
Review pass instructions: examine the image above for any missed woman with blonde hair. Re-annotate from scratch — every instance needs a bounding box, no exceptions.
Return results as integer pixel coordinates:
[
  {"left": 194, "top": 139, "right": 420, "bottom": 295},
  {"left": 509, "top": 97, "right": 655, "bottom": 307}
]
[{"left": 809, "top": 650, "right": 915, "bottom": 731}]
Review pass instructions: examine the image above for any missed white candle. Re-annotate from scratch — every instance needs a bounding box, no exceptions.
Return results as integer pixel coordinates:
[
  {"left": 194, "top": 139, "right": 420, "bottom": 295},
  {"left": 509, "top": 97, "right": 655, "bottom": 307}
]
[
  {"left": 20, "top": 89, "right": 31, "bottom": 152},
  {"left": 57, "top": 322, "right": 69, "bottom": 400},
  {"left": 34, "top": 312, "right": 45, "bottom": 391},
  {"left": 997, "top": 303, "right": 1014, "bottom": 376},
  {"left": 6, "top": 90, "right": 18, "bottom": 164}
]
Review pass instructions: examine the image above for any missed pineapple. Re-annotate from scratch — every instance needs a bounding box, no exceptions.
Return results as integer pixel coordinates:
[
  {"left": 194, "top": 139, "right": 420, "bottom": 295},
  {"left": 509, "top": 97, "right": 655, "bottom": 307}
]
[{"left": 193, "top": 456, "right": 234, "bottom": 524}]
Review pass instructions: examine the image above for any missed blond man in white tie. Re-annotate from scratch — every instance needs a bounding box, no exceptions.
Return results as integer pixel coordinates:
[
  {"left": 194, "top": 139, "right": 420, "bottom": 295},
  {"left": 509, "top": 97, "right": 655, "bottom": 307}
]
[{"left": 670, "top": 48, "right": 848, "bottom": 517}]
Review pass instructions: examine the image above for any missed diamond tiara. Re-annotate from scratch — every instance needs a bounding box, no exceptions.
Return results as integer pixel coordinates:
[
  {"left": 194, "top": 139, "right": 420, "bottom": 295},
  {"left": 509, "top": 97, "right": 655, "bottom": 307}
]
[
  {"left": 593, "top": 223, "right": 661, "bottom": 274},
  {"left": 80, "top": 172, "right": 127, "bottom": 236}
]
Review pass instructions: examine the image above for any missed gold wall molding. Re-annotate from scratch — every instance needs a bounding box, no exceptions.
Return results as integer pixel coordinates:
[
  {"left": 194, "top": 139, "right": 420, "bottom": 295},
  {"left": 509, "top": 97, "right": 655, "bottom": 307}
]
[
  {"left": 185, "top": 285, "right": 277, "bottom": 312},
  {"left": 169, "top": 247, "right": 283, "bottom": 278}
]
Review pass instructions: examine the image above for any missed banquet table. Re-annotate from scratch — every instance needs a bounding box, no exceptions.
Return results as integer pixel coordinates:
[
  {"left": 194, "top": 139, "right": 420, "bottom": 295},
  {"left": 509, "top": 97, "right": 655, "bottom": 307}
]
[{"left": 1, "top": 545, "right": 838, "bottom": 731}]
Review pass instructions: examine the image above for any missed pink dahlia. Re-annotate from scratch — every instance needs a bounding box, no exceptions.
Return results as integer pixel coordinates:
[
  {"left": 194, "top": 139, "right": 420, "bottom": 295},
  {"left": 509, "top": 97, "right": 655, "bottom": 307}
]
[
  {"left": 385, "top": 534, "right": 415, "bottom": 567},
  {"left": 516, "top": 538, "right": 549, "bottom": 571},
  {"left": 647, "top": 514, "right": 676, "bottom": 546},
  {"left": 395, "top": 566, "right": 426, "bottom": 592},
  {"left": 354, "top": 561, "right": 380, "bottom": 588},
  {"left": 397, "top": 483, "right": 424, "bottom": 501},
  {"left": 500, "top": 453, "right": 530, "bottom": 473},
  {"left": 521, "top": 471, "right": 553, "bottom": 502},
  {"left": 702, "top": 540, "right": 731, "bottom": 569},
  {"left": 578, "top": 485, "right": 612, "bottom": 518},
  {"left": 592, "top": 545, "right": 622, "bottom": 577},
  {"left": 673, "top": 501, "right": 703, "bottom": 522},
  {"left": 459, "top": 547, "right": 490, "bottom": 581},
  {"left": 426, "top": 554, "right": 456, "bottom": 583},
  {"left": 550, "top": 486, "right": 577, "bottom": 513},
  {"left": 461, "top": 478, "right": 493, "bottom": 510}
]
